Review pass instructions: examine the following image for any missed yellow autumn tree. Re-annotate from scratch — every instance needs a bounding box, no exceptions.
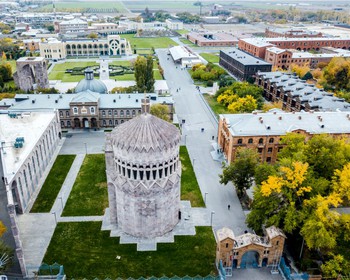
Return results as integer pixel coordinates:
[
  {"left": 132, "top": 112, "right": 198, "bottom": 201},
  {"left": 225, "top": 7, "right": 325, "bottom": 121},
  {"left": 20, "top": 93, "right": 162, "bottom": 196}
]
[
  {"left": 0, "top": 221, "right": 6, "bottom": 237},
  {"left": 227, "top": 95, "right": 257, "bottom": 113},
  {"left": 290, "top": 63, "right": 310, "bottom": 79},
  {"left": 262, "top": 100, "right": 283, "bottom": 112}
]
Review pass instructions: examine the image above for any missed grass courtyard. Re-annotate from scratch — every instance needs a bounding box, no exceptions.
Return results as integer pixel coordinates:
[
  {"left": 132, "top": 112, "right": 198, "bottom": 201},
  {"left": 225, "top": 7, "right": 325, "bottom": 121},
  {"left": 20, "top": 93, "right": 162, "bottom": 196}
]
[
  {"left": 120, "top": 34, "right": 178, "bottom": 49},
  {"left": 43, "top": 222, "right": 217, "bottom": 278},
  {"left": 31, "top": 155, "right": 76, "bottom": 213},
  {"left": 62, "top": 154, "right": 108, "bottom": 216},
  {"left": 62, "top": 146, "right": 204, "bottom": 216},
  {"left": 203, "top": 94, "right": 231, "bottom": 118},
  {"left": 200, "top": 53, "right": 220, "bottom": 64}
]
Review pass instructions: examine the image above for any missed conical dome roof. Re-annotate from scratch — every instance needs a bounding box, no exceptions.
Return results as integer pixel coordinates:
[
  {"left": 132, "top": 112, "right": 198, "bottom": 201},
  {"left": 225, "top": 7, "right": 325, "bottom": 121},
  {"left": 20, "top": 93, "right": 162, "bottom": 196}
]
[
  {"left": 75, "top": 68, "right": 108, "bottom": 94},
  {"left": 110, "top": 113, "right": 181, "bottom": 153}
]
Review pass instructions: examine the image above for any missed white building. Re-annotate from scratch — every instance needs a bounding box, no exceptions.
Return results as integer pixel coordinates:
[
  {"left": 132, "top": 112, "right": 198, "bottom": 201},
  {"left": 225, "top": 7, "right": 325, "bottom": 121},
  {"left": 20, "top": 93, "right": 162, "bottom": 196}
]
[
  {"left": 40, "top": 35, "right": 132, "bottom": 59},
  {"left": 169, "top": 45, "right": 202, "bottom": 67},
  {"left": 165, "top": 19, "right": 183, "bottom": 30},
  {"left": 57, "top": 18, "right": 88, "bottom": 34},
  {"left": 0, "top": 111, "right": 61, "bottom": 214}
]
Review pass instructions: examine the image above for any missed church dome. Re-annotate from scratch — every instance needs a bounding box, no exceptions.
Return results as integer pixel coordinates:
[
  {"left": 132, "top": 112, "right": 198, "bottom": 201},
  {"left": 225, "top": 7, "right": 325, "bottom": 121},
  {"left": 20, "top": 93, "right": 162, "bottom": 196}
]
[
  {"left": 110, "top": 113, "right": 180, "bottom": 156},
  {"left": 75, "top": 68, "right": 108, "bottom": 94}
]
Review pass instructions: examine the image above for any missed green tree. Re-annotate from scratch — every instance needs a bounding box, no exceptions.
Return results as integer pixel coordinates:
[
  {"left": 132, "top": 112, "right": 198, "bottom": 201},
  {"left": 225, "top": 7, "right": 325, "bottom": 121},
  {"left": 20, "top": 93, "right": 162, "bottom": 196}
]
[
  {"left": 321, "top": 254, "right": 350, "bottom": 278},
  {"left": 150, "top": 104, "right": 170, "bottom": 121},
  {"left": 134, "top": 56, "right": 154, "bottom": 93},
  {"left": 219, "top": 148, "right": 259, "bottom": 198},
  {"left": 278, "top": 132, "right": 306, "bottom": 161},
  {"left": 254, "top": 163, "right": 277, "bottom": 186},
  {"left": 87, "top": 32, "right": 98, "bottom": 39}
]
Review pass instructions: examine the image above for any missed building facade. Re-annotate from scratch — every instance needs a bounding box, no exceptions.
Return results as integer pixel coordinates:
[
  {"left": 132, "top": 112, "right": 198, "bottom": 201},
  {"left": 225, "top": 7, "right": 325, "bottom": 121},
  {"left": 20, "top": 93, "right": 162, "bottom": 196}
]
[
  {"left": 40, "top": 35, "right": 132, "bottom": 59},
  {"left": 219, "top": 48, "right": 272, "bottom": 81},
  {"left": 265, "top": 28, "right": 323, "bottom": 38},
  {"left": 255, "top": 72, "right": 350, "bottom": 112},
  {"left": 13, "top": 57, "right": 49, "bottom": 92},
  {"left": 218, "top": 111, "right": 350, "bottom": 164},
  {"left": 239, "top": 37, "right": 350, "bottom": 59},
  {"left": 56, "top": 18, "right": 88, "bottom": 34},
  {"left": 216, "top": 226, "right": 285, "bottom": 272},
  {"left": 187, "top": 32, "right": 238, "bottom": 47},
  {"left": 105, "top": 102, "right": 181, "bottom": 237}
]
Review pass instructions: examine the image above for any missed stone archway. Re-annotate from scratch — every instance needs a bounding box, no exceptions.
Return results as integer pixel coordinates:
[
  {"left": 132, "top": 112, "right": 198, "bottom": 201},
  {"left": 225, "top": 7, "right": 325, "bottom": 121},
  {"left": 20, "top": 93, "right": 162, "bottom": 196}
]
[
  {"left": 240, "top": 251, "right": 259, "bottom": 269},
  {"left": 74, "top": 118, "right": 81, "bottom": 128},
  {"left": 82, "top": 118, "right": 89, "bottom": 128}
]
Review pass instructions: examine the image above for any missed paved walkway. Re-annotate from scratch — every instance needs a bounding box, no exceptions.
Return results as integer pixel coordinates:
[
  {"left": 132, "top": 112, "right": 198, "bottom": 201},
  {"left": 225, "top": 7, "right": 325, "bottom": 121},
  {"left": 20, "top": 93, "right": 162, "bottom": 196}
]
[
  {"left": 98, "top": 59, "right": 110, "bottom": 80},
  {"left": 17, "top": 153, "right": 85, "bottom": 277},
  {"left": 157, "top": 49, "right": 248, "bottom": 235}
]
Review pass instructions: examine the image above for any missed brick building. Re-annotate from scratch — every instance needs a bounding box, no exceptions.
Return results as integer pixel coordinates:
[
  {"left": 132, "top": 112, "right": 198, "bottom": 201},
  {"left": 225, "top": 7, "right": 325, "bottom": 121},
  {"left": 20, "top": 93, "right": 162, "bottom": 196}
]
[
  {"left": 218, "top": 111, "right": 350, "bottom": 164},
  {"left": 186, "top": 32, "right": 238, "bottom": 47},
  {"left": 216, "top": 226, "right": 285, "bottom": 274},
  {"left": 265, "top": 28, "right": 323, "bottom": 38},
  {"left": 219, "top": 48, "right": 272, "bottom": 81},
  {"left": 255, "top": 72, "right": 350, "bottom": 112},
  {"left": 238, "top": 37, "right": 350, "bottom": 59}
]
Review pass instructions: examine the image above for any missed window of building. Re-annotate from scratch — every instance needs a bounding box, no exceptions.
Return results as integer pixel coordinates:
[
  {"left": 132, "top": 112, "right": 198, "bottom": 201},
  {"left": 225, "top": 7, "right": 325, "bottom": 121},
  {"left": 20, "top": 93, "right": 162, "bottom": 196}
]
[
  {"left": 120, "top": 110, "right": 124, "bottom": 116},
  {"left": 102, "top": 110, "right": 106, "bottom": 117},
  {"left": 248, "top": 138, "right": 253, "bottom": 144},
  {"left": 269, "top": 138, "right": 274, "bottom": 143},
  {"left": 60, "top": 121, "right": 64, "bottom": 127},
  {"left": 90, "top": 107, "right": 95, "bottom": 115},
  {"left": 226, "top": 243, "right": 229, "bottom": 248},
  {"left": 109, "top": 120, "right": 112, "bottom": 126},
  {"left": 108, "top": 110, "right": 112, "bottom": 116},
  {"left": 59, "top": 111, "right": 63, "bottom": 117},
  {"left": 66, "top": 111, "right": 69, "bottom": 117},
  {"left": 126, "top": 110, "right": 130, "bottom": 116},
  {"left": 258, "top": 148, "right": 263, "bottom": 154},
  {"left": 268, "top": 147, "right": 273, "bottom": 153},
  {"left": 73, "top": 107, "right": 78, "bottom": 114},
  {"left": 259, "top": 138, "right": 264, "bottom": 144},
  {"left": 114, "top": 110, "right": 118, "bottom": 116},
  {"left": 67, "top": 121, "right": 71, "bottom": 127},
  {"left": 266, "top": 157, "right": 271, "bottom": 163},
  {"left": 103, "top": 120, "right": 106, "bottom": 126},
  {"left": 237, "top": 139, "right": 243, "bottom": 144}
]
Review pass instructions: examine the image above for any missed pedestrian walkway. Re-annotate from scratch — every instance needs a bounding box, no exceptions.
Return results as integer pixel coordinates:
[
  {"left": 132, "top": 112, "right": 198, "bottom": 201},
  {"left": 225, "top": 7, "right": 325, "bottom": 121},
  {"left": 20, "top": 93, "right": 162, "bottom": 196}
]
[
  {"left": 98, "top": 59, "right": 110, "bottom": 80},
  {"left": 17, "top": 153, "right": 85, "bottom": 277}
]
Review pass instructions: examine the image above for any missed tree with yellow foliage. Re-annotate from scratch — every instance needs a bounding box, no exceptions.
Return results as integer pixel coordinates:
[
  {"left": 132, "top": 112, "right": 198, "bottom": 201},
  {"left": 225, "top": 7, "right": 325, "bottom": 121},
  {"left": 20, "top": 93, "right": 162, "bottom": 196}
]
[
  {"left": 290, "top": 63, "right": 310, "bottom": 79},
  {"left": 0, "top": 221, "right": 6, "bottom": 237},
  {"left": 322, "top": 57, "right": 350, "bottom": 91}
]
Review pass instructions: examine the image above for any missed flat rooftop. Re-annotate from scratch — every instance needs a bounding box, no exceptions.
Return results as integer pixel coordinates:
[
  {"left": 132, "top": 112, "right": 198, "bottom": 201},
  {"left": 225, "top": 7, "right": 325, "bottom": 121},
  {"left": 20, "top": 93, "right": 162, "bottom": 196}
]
[
  {"left": 16, "top": 57, "right": 45, "bottom": 62},
  {"left": 0, "top": 111, "right": 56, "bottom": 183},
  {"left": 220, "top": 111, "right": 350, "bottom": 137},
  {"left": 221, "top": 48, "right": 272, "bottom": 66}
]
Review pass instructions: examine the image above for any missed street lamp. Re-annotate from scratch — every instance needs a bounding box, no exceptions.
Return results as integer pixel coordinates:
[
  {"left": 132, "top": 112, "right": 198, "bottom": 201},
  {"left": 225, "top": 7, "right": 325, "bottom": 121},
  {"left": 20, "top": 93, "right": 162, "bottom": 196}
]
[
  {"left": 58, "top": 196, "right": 63, "bottom": 210},
  {"left": 210, "top": 211, "right": 215, "bottom": 227},
  {"left": 204, "top": 192, "right": 208, "bottom": 205},
  {"left": 52, "top": 211, "right": 57, "bottom": 224},
  {"left": 84, "top": 142, "right": 88, "bottom": 154}
]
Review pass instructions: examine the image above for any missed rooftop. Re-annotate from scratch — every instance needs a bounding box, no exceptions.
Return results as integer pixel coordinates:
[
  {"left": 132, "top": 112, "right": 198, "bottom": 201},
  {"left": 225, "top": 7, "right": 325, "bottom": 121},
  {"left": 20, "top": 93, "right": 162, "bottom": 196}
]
[
  {"left": 221, "top": 48, "right": 272, "bottom": 66},
  {"left": 0, "top": 112, "right": 56, "bottom": 183},
  {"left": 216, "top": 227, "right": 235, "bottom": 242},
  {"left": 169, "top": 45, "right": 199, "bottom": 61},
  {"left": 16, "top": 57, "right": 45, "bottom": 62},
  {"left": 220, "top": 111, "right": 350, "bottom": 137}
]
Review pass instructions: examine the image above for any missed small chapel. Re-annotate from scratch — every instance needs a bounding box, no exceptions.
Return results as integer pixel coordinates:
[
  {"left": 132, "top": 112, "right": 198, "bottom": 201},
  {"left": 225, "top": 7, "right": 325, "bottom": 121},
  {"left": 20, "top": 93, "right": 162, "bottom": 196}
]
[{"left": 104, "top": 98, "right": 182, "bottom": 238}]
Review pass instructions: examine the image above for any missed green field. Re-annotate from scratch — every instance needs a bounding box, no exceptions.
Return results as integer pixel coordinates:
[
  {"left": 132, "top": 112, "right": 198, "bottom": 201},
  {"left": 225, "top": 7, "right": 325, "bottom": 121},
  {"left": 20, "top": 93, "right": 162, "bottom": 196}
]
[
  {"left": 180, "top": 146, "right": 204, "bottom": 207},
  {"left": 120, "top": 34, "right": 178, "bottom": 49},
  {"left": 177, "top": 29, "right": 190, "bottom": 35},
  {"left": 62, "top": 146, "right": 203, "bottom": 216},
  {"left": 35, "top": 1, "right": 128, "bottom": 13},
  {"left": 49, "top": 61, "right": 99, "bottom": 82},
  {"left": 43, "top": 222, "right": 216, "bottom": 278},
  {"left": 62, "top": 154, "right": 108, "bottom": 216},
  {"left": 31, "top": 155, "right": 76, "bottom": 213},
  {"left": 200, "top": 53, "right": 220, "bottom": 64},
  {"left": 179, "top": 38, "right": 197, "bottom": 47}
]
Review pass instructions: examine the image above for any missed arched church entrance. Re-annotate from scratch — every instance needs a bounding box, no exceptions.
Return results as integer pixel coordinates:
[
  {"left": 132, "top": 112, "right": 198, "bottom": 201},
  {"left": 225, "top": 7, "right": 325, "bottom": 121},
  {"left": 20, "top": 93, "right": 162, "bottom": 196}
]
[
  {"left": 91, "top": 118, "right": 97, "bottom": 128},
  {"left": 241, "top": 251, "right": 259, "bottom": 268},
  {"left": 74, "top": 118, "right": 81, "bottom": 128},
  {"left": 82, "top": 118, "right": 89, "bottom": 128}
]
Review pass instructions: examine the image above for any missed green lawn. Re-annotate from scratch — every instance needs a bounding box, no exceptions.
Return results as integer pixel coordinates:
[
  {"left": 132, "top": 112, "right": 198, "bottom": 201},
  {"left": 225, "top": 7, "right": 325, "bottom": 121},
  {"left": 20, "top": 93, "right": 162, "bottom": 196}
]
[
  {"left": 203, "top": 93, "right": 231, "bottom": 118},
  {"left": 179, "top": 38, "right": 197, "bottom": 47},
  {"left": 110, "top": 60, "right": 132, "bottom": 67},
  {"left": 120, "top": 34, "right": 178, "bottom": 49},
  {"left": 177, "top": 29, "right": 190, "bottom": 35},
  {"left": 52, "top": 61, "right": 99, "bottom": 71},
  {"left": 180, "top": 146, "right": 204, "bottom": 207},
  {"left": 43, "top": 222, "right": 217, "bottom": 278},
  {"left": 62, "top": 147, "right": 204, "bottom": 215},
  {"left": 62, "top": 154, "right": 108, "bottom": 216},
  {"left": 31, "top": 155, "right": 76, "bottom": 213},
  {"left": 200, "top": 53, "right": 220, "bottom": 64},
  {"left": 49, "top": 61, "right": 99, "bottom": 82},
  {"left": 153, "top": 69, "right": 163, "bottom": 80}
]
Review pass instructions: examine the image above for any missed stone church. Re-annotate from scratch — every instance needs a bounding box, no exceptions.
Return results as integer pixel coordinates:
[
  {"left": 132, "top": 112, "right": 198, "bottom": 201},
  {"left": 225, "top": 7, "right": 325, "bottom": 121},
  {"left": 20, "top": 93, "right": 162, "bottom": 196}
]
[{"left": 105, "top": 99, "right": 181, "bottom": 237}]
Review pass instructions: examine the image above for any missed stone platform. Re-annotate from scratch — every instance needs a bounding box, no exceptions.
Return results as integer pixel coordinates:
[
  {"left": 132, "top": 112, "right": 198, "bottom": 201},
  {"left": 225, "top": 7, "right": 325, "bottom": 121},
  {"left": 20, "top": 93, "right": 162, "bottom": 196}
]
[{"left": 101, "top": 201, "right": 211, "bottom": 251}]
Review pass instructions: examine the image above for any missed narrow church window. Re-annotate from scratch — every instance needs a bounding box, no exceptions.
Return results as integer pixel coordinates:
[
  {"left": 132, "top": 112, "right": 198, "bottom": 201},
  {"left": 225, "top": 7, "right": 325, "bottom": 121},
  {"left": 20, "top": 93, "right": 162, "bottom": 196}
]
[{"left": 146, "top": 170, "right": 150, "bottom": 180}]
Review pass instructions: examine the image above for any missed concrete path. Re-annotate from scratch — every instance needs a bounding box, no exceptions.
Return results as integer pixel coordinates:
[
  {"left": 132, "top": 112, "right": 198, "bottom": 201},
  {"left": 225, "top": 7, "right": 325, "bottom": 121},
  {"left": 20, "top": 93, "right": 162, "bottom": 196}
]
[
  {"left": 17, "top": 153, "right": 85, "bottom": 277},
  {"left": 157, "top": 49, "right": 248, "bottom": 235}
]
